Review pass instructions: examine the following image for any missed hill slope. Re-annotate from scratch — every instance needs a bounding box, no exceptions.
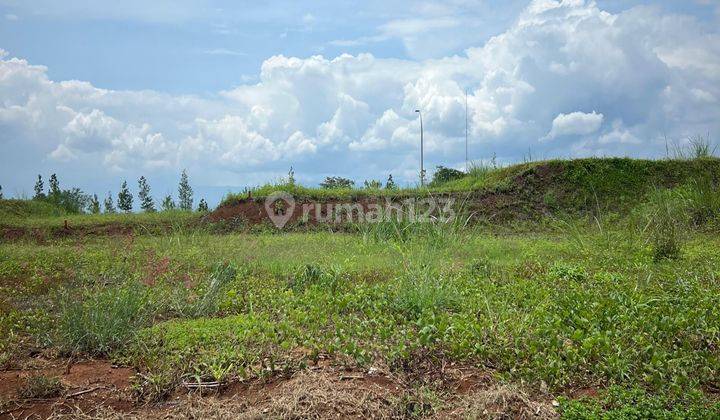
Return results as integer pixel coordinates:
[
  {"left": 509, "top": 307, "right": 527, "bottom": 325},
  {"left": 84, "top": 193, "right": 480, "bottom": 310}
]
[{"left": 213, "top": 157, "right": 720, "bottom": 225}]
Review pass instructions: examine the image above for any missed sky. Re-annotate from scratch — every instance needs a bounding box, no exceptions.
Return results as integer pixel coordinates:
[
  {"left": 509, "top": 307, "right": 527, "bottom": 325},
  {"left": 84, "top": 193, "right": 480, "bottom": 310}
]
[{"left": 1, "top": 0, "right": 719, "bottom": 207}]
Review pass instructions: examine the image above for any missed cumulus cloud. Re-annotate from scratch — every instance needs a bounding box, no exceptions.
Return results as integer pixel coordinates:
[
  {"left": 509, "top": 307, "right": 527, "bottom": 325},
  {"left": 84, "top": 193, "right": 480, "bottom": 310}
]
[
  {"left": 1, "top": 0, "right": 720, "bottom": 198},
  {"left": 541, "top": 111, "right": 604, "bottom": 141}
]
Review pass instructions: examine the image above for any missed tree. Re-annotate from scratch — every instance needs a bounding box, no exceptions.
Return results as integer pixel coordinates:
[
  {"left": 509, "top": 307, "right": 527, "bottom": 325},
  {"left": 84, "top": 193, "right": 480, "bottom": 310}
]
[
  {"left": 48, "top": 173, "right": 61, "bottom": 198},
  {"left": 117, "top": 181, "right": 133, "bottom": 213},
  {"left": 137, "top": 176, "right": 156, "bottom": 212},
  {"left": 287, "top": 166, "right": 296, "bottom": 185},
  {"left": 178, "top": 170, "right": 193, "bottom": 211},
  {"left": 385, "top": 174, "right": 396, "bottom": 190},
  {"left": 54, "top": 188, "right": 89, "bottom": 214},
  {"left": 197, "top": 198, "right": 209, "bottom": 212},
  {"left": 88, "top": 194, "right": 101, "bottom": 214},
  {"left": 0, "top": 184, "right": 3, "bottom": 200},
  {"left": 161, "top": 195, "right": 176, "bottom": 211},
  {"left": 320, "top": 176, "right": 354, "bottom": 189},
  {"left": 103, "top": 191, "right": 116, "bottom": 214},
  {"left": 34, "top": 175, "right": 45, "bottom": 199},
  {"left": 364, "top": 180, "right": 382, "bottom": 189},
  {"left": 430, "top": 166, "right": 465, "bottom": 187}
]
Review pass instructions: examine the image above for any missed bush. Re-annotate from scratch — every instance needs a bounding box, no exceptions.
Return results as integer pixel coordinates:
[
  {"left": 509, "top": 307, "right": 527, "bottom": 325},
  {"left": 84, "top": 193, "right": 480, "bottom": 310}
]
[
  {"left": 58, "top": 282, "right": 150, "bottom": 355},
  {"left": 430, "top": 166, "right": 466, "bottom": 187},
  {"left": 320, "top": 176, "right": 355, "bottom": 189}
]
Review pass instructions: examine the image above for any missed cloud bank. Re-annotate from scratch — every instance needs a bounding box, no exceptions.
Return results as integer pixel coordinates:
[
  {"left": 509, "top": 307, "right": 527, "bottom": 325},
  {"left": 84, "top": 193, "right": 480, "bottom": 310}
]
[{"left": 1, "top": 0, "right": 719, "bottom": 201}]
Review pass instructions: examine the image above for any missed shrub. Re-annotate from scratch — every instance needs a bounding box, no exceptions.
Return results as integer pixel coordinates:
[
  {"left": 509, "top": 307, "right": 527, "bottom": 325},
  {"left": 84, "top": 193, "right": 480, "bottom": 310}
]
[
  {"left": 320, "top": 176, "right": 355, "bottom": 189},
  {"left": 430, "top": 166, "right": 466, "bottom": 187},
  {"left": 58, "top": 282, "right": 150, "bottom": 355}
]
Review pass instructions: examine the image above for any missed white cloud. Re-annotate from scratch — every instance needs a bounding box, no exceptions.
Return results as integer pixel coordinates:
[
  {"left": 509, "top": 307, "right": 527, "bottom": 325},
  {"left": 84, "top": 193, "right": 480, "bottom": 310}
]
[
  {"left": 202, "top": 48, "right": 247, "bottom": 57},
  {"left": 542, "top": 111, "right": 604, "bottom": 141},
  {"left": 5, "top": 14, "right": 18, "bottom": 21}
]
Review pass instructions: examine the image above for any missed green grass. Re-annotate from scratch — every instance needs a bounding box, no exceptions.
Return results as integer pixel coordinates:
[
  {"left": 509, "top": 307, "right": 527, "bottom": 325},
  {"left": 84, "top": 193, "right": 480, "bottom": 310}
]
[
  {"left": 2, "top": 226, "right": 719, "bottom": 412},
  {"left": 0, "top": 198, "right": 68, "bottom": 219},
  {"left": 0, "top": 209, "right": 201, "bottom": 236}
]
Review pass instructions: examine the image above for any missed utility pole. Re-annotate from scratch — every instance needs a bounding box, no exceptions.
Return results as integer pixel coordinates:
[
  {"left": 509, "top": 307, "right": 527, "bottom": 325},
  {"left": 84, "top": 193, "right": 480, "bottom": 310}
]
[
  {"left": 415, "top": 109, "right": 425, "bottom": 186},
  {"left": 465, "top": 89, "right": 469, "bottom": 172}
]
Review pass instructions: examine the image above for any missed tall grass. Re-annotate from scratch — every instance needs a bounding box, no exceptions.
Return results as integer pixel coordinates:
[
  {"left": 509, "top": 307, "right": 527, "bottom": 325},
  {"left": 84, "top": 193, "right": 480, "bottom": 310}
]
[
  {"left": 391, "top": 265, "right": 461, "bottom": 319},
  {"left": 355, "top": 197, "right": 472, "bottom": 247},
  {"left": 58, "top": 281, "right": 150, "bottom": 355},
  {"left": 681, "top": 176, "right": 720, "bottom": 225},
  {"left": 191, "top": 262, "right": 238, "bottom": 317},
  {"left": 670, "top": 134, "right": 716, "bottom": 160},
  {"left": 641, "top": 188, "right": 687, "bottom": 261}
]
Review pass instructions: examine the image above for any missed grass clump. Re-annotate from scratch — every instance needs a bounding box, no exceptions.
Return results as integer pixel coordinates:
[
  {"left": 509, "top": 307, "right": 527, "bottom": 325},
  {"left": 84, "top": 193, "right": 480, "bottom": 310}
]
[
  {"left": 642, "top": 188, "right": 687, "bottom": 261},
  {"left": 58, "top": 281, "right": 150, "bottom": 356},
  {"left": 392, "top": 266, "right": 461, "bottom": 319},
  {"left": 191, "top": 262, "right": 237, "bottom": 317},
  {"left": 682, "top": 176, "right": 720, "bottom": 225},
  {"left": 18, "top": 374, "right": 64, "bottom": 399}
]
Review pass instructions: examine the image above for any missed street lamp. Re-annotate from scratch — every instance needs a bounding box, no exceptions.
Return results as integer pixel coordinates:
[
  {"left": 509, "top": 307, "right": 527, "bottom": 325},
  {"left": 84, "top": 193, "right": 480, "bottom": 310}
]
[{"left": 415, "top": 109, "right": 425, "bottom": 186}]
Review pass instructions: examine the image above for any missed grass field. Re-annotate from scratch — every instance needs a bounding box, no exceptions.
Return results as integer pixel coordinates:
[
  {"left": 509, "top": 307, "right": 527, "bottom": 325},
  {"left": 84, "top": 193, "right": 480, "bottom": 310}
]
[{"left": 1, "top": 158, "right": 720, "bottom": 418}]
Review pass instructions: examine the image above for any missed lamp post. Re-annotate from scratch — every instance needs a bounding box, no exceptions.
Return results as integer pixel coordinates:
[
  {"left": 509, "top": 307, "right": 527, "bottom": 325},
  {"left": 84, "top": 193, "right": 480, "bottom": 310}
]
[{"left": 415, "top": 109, "right": 424, "bottom": 186}]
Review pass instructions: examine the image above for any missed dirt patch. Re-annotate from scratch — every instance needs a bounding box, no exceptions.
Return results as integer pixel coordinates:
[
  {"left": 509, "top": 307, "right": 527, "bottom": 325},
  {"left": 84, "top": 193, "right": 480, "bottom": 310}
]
[
  {"left": 1, "top": 359, "right": 562, "bottom": 419},
  {"left": 0, "top": 360, "right": 135, "bottom": 419}
]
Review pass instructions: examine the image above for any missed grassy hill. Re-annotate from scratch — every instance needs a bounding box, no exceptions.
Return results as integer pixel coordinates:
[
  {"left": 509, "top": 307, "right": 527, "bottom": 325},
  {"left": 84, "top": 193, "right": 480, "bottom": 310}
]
[
  {"left": 0, "top": 199, "right": 68, "bottom": 219},
  {"left": 221, "top": 157, "right": 720, "bottom": 213}
]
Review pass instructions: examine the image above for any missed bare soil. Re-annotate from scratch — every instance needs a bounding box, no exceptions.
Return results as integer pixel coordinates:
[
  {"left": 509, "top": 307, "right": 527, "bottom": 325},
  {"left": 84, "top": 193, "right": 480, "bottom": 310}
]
[{"left": 0, "top": 358, "right": 557, "bottom": 419}]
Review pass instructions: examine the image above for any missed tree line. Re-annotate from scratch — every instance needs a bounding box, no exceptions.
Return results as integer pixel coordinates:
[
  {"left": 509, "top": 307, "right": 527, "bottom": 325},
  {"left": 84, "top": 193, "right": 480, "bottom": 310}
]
[{"left": 27, "top": 170, "right": 208, "bottom": 214}]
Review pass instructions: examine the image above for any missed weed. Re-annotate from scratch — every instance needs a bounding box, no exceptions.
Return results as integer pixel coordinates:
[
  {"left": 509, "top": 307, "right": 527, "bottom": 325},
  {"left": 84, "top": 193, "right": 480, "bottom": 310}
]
[
  {"left": 395, "top": 386, "right": 443, "bottom": 418},
  {"left": 549, "top": 262, "right": 589, "bottom": 282},
  {"left": 191, "top": 262, "right": 237, "bottom": 317},
  {"left": 392, "top": 266, "right": 461, "bottom": 319},
  {"left": 682, "top": 176, "right": 720, "bottom": 225},
  {"left": 18, "top": 374, "right": 64, "bottom": 399},
  {"left": 689, "top": 134, "right": 716, "bottom": 159},
  {"left": 642, "top": 188, "right": 687, "bottom": 261},
  {"left": 560, "top": 386, "right": 720, "bottom": 419},
  {"left": 57, "top": 281, "right": 150, "bottom": 355}
]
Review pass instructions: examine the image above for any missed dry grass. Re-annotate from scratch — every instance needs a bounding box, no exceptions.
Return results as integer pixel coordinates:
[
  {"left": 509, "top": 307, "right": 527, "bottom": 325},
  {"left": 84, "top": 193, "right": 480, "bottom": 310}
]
[
  {"left": 441, "top": 385, "right": 557, "bottom": 420},
  {"left": 50, "top": 370, "right": 400, "bottom": 419},
  {"left": 47, "top": 371, "right": 558, "bottom": 420}
]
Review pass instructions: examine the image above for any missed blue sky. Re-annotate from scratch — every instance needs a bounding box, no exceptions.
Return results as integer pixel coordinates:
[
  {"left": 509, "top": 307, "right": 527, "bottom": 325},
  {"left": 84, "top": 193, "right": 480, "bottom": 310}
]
[{"left": 1, "top": 0, "right": 719, "bottom": 207}]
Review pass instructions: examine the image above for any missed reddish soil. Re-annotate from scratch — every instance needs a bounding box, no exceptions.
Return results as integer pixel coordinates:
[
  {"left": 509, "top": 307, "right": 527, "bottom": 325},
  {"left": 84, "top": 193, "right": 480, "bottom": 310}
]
[
  {"left": 0, "top": 360, "right": 135, "bottom": 419},
  {"left": 0, "top": 356, "right": 563, "bottom": 419}
]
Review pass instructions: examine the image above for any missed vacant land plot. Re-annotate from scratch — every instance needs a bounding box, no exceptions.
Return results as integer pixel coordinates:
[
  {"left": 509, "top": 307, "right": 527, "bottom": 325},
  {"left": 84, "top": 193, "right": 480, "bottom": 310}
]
[{"left": 1, "top": 158, "right": 720, "bottom": 418}]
